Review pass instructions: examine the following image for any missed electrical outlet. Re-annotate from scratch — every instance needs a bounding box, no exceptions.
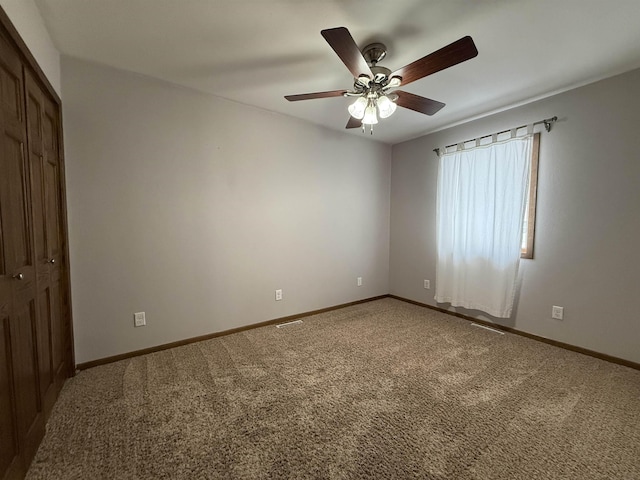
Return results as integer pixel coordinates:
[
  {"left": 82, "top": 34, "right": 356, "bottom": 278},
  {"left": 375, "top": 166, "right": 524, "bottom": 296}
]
[
  {"left": 275, "top": 289, "right": 283, "bottom": 301},
  {"left": 357, "top": 277, "right": 363, "bottom": 287},
  {"left": 424, "top": 279, "right": 430, "bottom": 289},
  {"left": 552, "top": 306, "right": 564, "bottom": 320},
  {"left": 134, "top": 312, "right": 146, "bottom": 327}
]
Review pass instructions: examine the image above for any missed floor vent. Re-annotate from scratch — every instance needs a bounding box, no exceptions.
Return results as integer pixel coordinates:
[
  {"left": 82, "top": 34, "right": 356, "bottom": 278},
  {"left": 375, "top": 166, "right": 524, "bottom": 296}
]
[
  {"left": 471, "top": 323, "right": 505, "bottom": 335},
  {"left": 276, "top": 319, "right": 304, "bottom": 328}
]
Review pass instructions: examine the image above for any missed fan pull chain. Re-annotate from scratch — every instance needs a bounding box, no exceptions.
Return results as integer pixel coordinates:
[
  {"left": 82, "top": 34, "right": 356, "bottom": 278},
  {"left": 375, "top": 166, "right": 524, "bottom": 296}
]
[{"left": 361, "top": 123, "right": 374, "bottom": 135}]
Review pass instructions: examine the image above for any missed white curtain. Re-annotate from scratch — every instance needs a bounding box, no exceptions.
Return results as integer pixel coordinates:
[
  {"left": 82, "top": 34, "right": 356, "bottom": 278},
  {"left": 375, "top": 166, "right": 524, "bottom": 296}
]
[{"left": 435, "top": 135, "right": 532, "bottom": 318}]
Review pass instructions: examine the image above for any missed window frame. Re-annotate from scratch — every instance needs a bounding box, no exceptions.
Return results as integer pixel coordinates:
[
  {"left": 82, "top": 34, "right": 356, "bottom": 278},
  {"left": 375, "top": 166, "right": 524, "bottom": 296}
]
[{"left": 521, "top": 132, "right": 540, "bottom": 259}]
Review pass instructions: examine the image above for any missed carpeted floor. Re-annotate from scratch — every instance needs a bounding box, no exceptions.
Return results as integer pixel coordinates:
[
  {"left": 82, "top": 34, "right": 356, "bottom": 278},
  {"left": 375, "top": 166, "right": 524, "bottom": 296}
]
[{"left": 27, "top": 298, "right": 640, "bottom": 479}]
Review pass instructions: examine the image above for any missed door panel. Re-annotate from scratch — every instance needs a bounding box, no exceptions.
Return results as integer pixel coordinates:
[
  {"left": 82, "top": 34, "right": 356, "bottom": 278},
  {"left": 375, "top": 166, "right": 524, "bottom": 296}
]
[
  {"left": 36, "top": 287, "right": 52, "bottom": 396},
  {"left": 50, "top": 278, "right": 64, "bottom": 378},
  {"left": 0, "top": 315, "right": 21, "bottom": 479},
  {"left": 26, "top": 86, "right": 45, "bottom": 268},
  {"left": 44, "top": 159, "right": 61, "bottom": 259},
  {"left": 29, "top": 152, "right": 45, "bottom": 267},
  {"left": 0, "top": 44, "right": 22, "bottom": 123},
  {"left": 43, "top": 103, "right": 62, "bottom": 264},
  {"left": 4, "top": 134, "right": 30, "bottom": 272},
  {"left": 9, "top": 299, "right": 44, "bottom": 468},
  {"left": 11, "top": 300, "right": 40, "bottom": 441}
]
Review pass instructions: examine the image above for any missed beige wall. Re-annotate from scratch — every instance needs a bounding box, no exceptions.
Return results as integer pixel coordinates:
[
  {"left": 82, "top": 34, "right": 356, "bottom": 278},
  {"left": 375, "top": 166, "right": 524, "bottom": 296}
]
[
  {"left": 0, "top": 0, "right": 60, "bottom": 95},
  {"left": 62, "top": 56, "right": 391, "bottom": 364},
  {"left": 390, "top": 68, "right": 640, "bottom": 364}
]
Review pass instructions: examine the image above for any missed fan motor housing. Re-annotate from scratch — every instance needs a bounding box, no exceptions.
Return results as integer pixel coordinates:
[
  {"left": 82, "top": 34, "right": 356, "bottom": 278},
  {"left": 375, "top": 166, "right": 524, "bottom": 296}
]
[{"left": 362, "top": 42, "right": 387, "bottom": 66}]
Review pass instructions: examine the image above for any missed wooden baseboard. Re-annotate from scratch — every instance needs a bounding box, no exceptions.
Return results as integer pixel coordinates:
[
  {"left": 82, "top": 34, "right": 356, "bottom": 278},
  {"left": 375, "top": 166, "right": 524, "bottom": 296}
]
[
  {"left": 75, "top": 295, "right": 389, "bottom": 371},
  {"left": 389, "top": 294, "right": 640, "bottom": 371}
]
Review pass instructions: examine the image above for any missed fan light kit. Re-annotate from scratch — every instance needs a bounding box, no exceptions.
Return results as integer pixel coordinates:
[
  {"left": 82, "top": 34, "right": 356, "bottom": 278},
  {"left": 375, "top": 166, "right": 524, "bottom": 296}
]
[
  {"left": 344, "top": 42, "right": 402, "bottom": 132},
  {"left": 285, "top": 27, "right": 478, "bottom": 135}
]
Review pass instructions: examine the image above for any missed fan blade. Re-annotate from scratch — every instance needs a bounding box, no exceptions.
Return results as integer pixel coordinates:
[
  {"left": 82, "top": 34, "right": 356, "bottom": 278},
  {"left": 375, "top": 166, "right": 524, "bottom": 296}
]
[
  {"left": 346, "top": 116, "right": 361, "bottom": 129},
  {"left": 285, "top": 90, "right": 347, "bottom": 101},
  {"left": 390, "top": 36, "right": 478, "bottom": 87},
  {"left": 395, "top": 91, "right": 445, "bottom": 116},
  {"left": 321, "top": 27, "right": 373, "bottom": 80}
]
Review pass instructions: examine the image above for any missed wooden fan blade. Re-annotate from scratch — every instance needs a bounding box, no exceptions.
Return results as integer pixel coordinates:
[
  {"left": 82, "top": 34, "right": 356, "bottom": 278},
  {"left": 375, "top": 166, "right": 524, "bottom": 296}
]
[
  {"left": 285, "top": 90, "right": 347, "bottom": 101},
  {"left": 390, "top": 36, "right": 478, "bottom": 87},
  {"left": 395, "top": 91, "right": 445, "bottom": 116},
  {"left": 321, "top": 27, "right": 373, "bottom": 80},
  {"left": 346, "top": 116, "right": 361, "bottom": 129}
]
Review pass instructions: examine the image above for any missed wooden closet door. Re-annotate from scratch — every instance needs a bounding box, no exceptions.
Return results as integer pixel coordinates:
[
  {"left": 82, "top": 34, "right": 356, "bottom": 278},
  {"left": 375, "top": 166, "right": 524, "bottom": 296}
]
[
  {"left": 0, "top": 31, "right": 43, "bottom": 480},
  {"left": 0, "top": 33, "right": 22, "bottom": 480},
  {"left": 25, "top": 71, "right": 66, "bottom": 416},
  {"left": 42, "top": 99, "right": 67, "bottom": 389}
]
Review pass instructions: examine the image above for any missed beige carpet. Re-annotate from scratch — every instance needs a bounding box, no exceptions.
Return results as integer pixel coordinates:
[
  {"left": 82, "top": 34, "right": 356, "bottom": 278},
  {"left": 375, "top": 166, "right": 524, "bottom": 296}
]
[{"left": 27, "top": 298, "right": 640, "bottom": 479}]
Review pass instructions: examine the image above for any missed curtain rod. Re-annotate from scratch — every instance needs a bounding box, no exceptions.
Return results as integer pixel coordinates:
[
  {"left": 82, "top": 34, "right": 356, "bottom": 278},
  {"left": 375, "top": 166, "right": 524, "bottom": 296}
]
[{"left": 433, "top": 116, "right": 557, "bottom": 155}]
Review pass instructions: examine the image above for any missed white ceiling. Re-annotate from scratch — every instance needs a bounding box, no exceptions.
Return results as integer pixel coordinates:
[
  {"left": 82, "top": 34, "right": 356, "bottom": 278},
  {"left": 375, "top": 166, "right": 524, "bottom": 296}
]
[{"left": 36, "top": 0, "right": 640, "bottom": 145}]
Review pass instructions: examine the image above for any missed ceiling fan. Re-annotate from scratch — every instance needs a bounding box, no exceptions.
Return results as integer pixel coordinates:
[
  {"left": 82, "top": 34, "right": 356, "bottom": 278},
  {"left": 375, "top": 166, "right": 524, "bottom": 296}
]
[{"left": 285, "top": 27, "right": 478, "bottom": 134}]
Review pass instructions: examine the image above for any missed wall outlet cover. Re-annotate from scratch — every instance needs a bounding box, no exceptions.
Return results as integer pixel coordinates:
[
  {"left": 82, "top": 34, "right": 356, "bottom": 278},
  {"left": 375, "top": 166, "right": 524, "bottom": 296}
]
[
  {"left": 275, "top": 289, "right": 283, "bottom": 301},
  {"left": 552, "top": 306, "right": 564, "bottom": 320},
  {"left": 134, "top": 312, "right": 146, "bottom": 327}
]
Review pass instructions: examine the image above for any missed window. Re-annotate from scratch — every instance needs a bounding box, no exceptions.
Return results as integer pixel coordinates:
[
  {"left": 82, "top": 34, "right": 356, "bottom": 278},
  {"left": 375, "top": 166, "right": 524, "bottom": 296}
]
[{"left": 435, "top": 132, "right": 535, "bottom": 317}]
